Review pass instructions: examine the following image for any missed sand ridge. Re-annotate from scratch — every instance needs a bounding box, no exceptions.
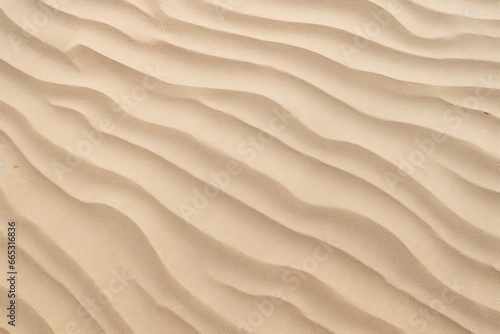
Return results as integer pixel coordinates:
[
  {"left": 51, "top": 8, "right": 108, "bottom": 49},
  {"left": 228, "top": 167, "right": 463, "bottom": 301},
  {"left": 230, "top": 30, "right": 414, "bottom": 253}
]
[{"left": 0, "top": 0, "right": 499, "bottom": 333}]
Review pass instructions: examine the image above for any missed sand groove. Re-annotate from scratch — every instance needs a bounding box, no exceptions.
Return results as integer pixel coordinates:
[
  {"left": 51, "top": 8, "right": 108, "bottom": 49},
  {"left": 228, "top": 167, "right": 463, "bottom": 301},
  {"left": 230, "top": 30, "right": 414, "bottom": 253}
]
[{"left": 0, "top": 0, "right": 499, "bottom": 333}]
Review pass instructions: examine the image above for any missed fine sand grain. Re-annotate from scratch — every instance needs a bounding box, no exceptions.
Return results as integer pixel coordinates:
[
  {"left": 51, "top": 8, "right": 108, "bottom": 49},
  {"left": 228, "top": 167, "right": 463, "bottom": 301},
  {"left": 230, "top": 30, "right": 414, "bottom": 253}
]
[{"left": 0, "top": 0, "right": 500, "bottom": 333}]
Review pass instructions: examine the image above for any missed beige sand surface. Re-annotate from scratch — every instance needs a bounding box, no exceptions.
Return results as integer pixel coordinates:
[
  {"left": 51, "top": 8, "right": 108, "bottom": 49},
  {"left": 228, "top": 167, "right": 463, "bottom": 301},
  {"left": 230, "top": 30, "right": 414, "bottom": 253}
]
[{"left": 0, "top": 0, "right": 500, "bottom": 333}]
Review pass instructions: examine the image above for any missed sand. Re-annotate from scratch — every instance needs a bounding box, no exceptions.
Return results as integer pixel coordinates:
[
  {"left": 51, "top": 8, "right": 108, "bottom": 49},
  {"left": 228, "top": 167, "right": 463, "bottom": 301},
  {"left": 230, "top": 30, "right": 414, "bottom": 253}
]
[{"left": 0, "top": 0, "right": 499, "bottom": 333}]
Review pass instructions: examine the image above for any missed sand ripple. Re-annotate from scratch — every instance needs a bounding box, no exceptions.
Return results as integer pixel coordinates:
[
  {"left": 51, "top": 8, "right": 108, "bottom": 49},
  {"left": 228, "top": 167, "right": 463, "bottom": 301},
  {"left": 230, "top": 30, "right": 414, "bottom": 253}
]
[{"left": 0, "top": 0, "right": 499, "bottom": 333}]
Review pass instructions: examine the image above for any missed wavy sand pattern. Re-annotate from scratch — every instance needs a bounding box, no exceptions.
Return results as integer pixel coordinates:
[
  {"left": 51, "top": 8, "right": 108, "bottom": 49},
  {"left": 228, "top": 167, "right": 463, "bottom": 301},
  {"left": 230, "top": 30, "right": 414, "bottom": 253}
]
[{"left": 0, "top": 0, "right": 500, "bottom": 333}]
